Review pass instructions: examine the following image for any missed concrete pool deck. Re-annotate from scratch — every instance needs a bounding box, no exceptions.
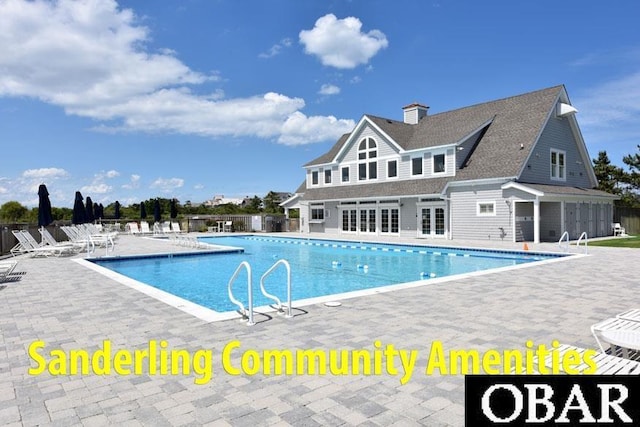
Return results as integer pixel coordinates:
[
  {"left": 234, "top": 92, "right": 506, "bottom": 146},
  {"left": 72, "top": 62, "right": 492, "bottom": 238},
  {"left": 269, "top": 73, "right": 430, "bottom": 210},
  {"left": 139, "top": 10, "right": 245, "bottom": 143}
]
[{"left": 0, "top": 232, "right": 637, "bottom": 426}]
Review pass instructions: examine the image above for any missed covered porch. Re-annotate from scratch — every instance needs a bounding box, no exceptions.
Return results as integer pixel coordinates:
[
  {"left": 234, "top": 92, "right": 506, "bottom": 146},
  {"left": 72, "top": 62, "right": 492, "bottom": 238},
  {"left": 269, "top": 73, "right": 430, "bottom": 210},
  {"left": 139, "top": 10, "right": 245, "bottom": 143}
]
[{"left": 502, "top": 182, "right": 617, "bottom": 243}]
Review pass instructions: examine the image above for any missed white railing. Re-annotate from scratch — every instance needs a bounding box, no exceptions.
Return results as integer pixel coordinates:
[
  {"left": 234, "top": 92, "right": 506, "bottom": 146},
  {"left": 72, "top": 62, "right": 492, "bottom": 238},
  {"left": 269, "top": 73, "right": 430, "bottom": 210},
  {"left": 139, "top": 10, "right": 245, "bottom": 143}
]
[
  {"left": 558, "top": 231, "right": 570, "bottom": 252},
  {"left": 577, "top": 232, "right": 588, "bottom": 254},
  {"left": 227, "top": 261, "right": 254, "bottom": 325},
  {"left": 260, "top": 259, "right": 293, "bottom": 318}
]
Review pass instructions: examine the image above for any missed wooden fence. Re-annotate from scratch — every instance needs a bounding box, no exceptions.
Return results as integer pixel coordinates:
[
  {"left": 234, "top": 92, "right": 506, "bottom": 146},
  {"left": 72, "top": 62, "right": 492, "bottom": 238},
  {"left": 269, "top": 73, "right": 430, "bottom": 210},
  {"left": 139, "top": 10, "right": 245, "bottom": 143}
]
[
  {"left": 615, "top": 207, "right": 640, "bottom": 235},
  {"left": 0, "top": 214, "right": 294, "bottom": 257}
]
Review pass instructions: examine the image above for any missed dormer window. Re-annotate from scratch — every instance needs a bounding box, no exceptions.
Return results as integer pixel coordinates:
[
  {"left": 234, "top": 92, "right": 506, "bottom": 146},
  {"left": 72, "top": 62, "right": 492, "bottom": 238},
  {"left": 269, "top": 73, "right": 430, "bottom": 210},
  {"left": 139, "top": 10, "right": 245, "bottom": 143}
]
[
  {"left": 411, "top": 156, "right": 423, "bottom": 176},
  {"left": 433, "top": 153, "right": 446, "bottom": 174},
  {"left": 358, "top": 137, "right": 378, "bottom": 181},
  {"left": 341, "top": 166, "right": 350, "bottom": 183},
  {"left": 311, "top": 170, "right": 319, "bottom": 185},
  {"left": 324, "top": 169, "right": 332, "bottom": 184}
]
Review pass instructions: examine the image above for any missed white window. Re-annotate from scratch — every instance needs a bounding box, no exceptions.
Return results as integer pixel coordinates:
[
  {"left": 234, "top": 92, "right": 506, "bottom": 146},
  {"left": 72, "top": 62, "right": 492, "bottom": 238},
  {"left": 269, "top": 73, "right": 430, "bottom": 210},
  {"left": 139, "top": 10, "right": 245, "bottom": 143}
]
[
  {"left": 310, "top": 204, "right": 325, "bottom": 222},
  {"left": 550, "top": 149, "right": 566, "bottom": 181},
  {"left": 433, "top": 153, "right": 446, "bottom": 174},
  {"left": 358, "top": 137, "right": 378, "bottom": 181},
  {"left": 477, "top": 201, "right": 496, "bottom": 216},
  {"left": 311, "top": 170, "right": 319, "bottom": 185},
  {"left": 341, "top": 166, "right": 350, "bottom": 183},
  {"left": 387, "top": 160, "right": 398, "bottom": 178},
  {"left": 324, "top": 169, "right": 332, "bottom": 184},
  {"left": 411, "top": 156, "right": 423, "bottom": 176}
]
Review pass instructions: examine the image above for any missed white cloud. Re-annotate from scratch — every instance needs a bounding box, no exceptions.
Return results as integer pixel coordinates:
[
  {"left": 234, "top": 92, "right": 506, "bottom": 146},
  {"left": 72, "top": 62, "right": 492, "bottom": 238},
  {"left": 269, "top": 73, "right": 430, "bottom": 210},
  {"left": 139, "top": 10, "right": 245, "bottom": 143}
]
[
  {"left": 576, "top": 72, "right": 640, "bottom": 127},
  {"left": 319, "top": 84, "right": 340, "bottom": 95},
  {"left": 259, "top": 38, "right": 293, "bottom": 59},
  {"left": 574, "top": 71, "right": 640, "bottom": 163},
  {"left": 106, "top": 170, "right": 120, "bottom": 178},
  {"left": 279, "top": 112, "right": 354, "bottom": 146},
  {"left": 22, "top": 167, "right": 69, "bottom": 179},
  {"left": 299, "top": 14, "right": 388, "bottom": 69},
  {"left": 150, "top": 177, "right": 184, "bottom": 193},
  {"left": 122, "top": 174, "right": 141, "bottom": 189},
  {"left": 81, "top": 183, "right": 112, "bottom": 194},
  {"left": 0, "top": 1, "right": 351, "bottom": 146}
]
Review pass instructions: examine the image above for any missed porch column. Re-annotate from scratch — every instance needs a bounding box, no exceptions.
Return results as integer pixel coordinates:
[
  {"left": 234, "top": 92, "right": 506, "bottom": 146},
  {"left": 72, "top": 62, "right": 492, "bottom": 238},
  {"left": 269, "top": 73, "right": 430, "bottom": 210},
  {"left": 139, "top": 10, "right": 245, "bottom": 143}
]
[
  {"left": 533, "top": 198, "right": 540, "bottom": 244},
  {"left": 560, "top": 201, "right": 565, "bottom": 237}
]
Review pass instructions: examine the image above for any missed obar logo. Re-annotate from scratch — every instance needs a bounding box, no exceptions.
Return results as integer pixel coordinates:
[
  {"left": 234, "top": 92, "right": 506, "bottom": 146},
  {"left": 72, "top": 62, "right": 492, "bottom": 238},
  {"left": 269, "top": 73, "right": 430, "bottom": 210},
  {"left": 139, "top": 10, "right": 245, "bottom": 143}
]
[{"left": 466, "top": 376, "right": 639, "bottom": 426}]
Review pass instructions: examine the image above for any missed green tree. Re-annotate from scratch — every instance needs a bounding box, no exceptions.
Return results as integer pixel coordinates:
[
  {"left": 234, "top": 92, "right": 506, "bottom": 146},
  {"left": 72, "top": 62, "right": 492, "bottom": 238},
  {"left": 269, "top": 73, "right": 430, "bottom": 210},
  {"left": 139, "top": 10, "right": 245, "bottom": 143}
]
[
  {"left": 592, "top": 151, "right": 624, "bottom": 195},
  {"left": 263, "top": 191, "right": 283, "bottom": 214},
  {"left": 244, "top": 196, "right": 262, "bottom": 214},
  {"left": 0, "top": 201, "right": 28, "bottom": 222},
  {"left": 621, "top": 144, "right": 640, "bottom": 207}
]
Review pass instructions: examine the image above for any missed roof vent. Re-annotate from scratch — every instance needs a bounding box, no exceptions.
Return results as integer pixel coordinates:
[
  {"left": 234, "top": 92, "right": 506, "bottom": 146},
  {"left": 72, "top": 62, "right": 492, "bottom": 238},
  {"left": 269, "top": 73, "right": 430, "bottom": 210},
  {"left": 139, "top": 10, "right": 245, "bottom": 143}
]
[
  {"left": 557, "top": 102, "right": 578, "bottom": 117},
  {"left": 402, "top": 103, "right": 429, "bottom": 124}
]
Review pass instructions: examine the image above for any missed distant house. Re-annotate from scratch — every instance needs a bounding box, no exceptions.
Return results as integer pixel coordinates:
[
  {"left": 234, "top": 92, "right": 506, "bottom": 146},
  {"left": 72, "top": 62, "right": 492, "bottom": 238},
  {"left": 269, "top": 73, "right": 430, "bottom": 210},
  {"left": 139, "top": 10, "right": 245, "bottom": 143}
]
[{"left": 281, "top": 85, "right": 617, "bottom": 243}]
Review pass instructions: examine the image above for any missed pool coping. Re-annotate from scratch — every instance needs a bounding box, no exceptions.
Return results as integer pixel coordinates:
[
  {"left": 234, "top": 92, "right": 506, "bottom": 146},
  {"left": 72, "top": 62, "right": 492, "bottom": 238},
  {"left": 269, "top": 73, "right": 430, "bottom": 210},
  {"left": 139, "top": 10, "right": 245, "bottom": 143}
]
[{"left": 76, "top": 234, "right": 585, "bottom": 323}]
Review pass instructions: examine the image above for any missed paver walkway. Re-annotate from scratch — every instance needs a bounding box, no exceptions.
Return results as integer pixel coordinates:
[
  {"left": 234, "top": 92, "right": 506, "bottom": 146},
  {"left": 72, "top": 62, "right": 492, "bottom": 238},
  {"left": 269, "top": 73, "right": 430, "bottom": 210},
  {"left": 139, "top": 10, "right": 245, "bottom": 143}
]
[{"left": 0, "top": 232, "right": 636, "bottom": 426}]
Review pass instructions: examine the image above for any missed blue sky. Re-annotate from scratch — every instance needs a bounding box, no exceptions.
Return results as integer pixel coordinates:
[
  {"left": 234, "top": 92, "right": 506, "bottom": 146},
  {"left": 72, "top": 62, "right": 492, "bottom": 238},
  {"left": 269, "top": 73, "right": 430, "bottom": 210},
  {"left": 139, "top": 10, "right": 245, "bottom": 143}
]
[{"left": 1, "top": 0, "right": 639, "bottom": 208}]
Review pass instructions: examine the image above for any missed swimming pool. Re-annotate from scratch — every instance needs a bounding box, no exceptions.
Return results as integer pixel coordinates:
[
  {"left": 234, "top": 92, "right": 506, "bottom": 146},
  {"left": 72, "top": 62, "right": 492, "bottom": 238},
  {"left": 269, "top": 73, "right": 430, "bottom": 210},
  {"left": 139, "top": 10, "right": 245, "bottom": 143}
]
[{"left": 89, "top": 235, "right": 566, "bottom": 316}]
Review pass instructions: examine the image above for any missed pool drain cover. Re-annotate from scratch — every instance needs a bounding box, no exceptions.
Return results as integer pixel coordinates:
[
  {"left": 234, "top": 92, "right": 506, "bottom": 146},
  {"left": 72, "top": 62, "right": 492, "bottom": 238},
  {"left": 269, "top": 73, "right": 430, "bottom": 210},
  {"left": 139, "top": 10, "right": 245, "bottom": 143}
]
[{"left": 324, "top": 301, "right": 342, "bottom": 307}]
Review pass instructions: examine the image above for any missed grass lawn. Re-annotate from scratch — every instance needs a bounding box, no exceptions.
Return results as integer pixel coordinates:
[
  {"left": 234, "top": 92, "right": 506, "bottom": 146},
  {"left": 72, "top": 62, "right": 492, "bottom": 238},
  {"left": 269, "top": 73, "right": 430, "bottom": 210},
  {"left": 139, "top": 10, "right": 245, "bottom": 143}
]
[{"left": 589, "top": 235, "right": 640, "bottom": 248}]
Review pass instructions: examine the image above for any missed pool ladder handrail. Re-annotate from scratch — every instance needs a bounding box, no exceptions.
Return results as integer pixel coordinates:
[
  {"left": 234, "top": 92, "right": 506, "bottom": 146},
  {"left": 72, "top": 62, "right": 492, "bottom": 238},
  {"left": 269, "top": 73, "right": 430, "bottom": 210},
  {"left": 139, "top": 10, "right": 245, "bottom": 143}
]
[
  {"left": 227, "top": 261, "right": 255, "bottom": 325},
  {"left": 558, "top": 231, "right": 570, "bottom": 252},
  {"left": 577, "top": 232, "right": 588, "bottom": 254},
  {"left": 260, "top": 259, "right": 293, "bottom": 318}
]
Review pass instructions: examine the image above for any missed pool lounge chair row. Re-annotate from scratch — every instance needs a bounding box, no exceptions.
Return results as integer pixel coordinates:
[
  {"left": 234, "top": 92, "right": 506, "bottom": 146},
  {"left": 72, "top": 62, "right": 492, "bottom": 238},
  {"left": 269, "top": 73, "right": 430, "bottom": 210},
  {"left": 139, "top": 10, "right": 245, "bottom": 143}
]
[
  {"left": 168, "top": 233, "right": 208, "bottom": 249},
  {"left": 11, "top": 230, "right": 77, "bottom": 257},
  {"left": 126, "top": 221, "right": 183, "bottom": 235}
]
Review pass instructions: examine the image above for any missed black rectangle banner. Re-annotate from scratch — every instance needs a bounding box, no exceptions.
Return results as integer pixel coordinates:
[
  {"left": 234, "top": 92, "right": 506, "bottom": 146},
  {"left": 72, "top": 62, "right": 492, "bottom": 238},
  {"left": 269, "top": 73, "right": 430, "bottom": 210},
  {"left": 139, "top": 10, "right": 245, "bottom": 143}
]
[{"left": 465, "top": 375, "right": 640, "bottom": 426}]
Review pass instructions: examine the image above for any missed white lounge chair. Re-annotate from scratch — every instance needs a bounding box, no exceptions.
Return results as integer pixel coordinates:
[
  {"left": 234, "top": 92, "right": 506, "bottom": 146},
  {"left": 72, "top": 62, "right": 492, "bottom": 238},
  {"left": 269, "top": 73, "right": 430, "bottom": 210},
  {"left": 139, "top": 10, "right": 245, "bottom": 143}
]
[
  {"left": 613, "top": 223, "right": 627, "bottom": 236},
  {"left": 162, "top": 221, "right": 171, "bottom": 234},
  {"left": 11, "top": 230, "right": 71, "bottom": 257},
  {"left": 140, "top": 221, "right": 152, "bottom": 235},
  {"left": 171, "top": 222, "right": 183, "bottom": 233},
  {"left": 591, "top": 317, "right": 640, "bottom": 359},
  {"left": 223, "top": 221, "right": 233, "bottom": 232},
  {"left": 39, "top": 228, "right": 84, "bottom": 252},
  {"left": 618, "top": 309, "right": 640, "bottom": 323},
  {"left": 0, "top": 261, "right": 19, "bottom": 283},
  {"left": 126, "top": 222, "right": 140, "bottom": 235}
]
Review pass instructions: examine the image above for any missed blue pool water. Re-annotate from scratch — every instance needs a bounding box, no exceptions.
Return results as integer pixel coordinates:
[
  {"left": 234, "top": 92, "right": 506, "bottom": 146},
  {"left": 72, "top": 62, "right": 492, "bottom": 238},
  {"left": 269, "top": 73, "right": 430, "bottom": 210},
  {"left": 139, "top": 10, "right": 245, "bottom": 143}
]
[{"left": 92, "top": 235, "right": 563, "bottom": 313}]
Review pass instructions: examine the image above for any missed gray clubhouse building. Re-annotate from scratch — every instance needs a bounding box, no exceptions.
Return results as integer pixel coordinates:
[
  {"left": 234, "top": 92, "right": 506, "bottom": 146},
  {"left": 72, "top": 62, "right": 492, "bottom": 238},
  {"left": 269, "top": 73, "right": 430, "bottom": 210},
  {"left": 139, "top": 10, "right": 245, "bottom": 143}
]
[{"left": 282, "top": 85, "right": 617, "bottom": 243}]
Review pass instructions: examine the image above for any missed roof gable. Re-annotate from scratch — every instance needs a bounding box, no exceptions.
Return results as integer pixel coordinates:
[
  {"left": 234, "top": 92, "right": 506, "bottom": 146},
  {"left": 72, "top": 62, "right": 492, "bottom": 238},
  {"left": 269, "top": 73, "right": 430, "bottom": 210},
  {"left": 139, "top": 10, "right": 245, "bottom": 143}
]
[{"left": 304, "top": 85, "right": 568, "bottom": 182}]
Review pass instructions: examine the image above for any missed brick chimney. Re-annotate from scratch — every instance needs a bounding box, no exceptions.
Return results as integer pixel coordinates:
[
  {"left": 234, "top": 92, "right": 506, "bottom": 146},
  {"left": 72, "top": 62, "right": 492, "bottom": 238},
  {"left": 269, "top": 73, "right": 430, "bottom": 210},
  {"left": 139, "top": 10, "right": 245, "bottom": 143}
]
[{"left": 402, "top": 103, "right": 429, "bottom": 124}]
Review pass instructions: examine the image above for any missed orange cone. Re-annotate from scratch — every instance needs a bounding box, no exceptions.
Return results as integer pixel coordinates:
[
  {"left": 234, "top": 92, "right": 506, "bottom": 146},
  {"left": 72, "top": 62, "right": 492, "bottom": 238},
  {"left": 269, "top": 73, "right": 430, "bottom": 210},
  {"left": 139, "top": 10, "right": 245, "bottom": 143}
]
[{"left": 523, "top": 243, "right": 529, "bottom": 251}]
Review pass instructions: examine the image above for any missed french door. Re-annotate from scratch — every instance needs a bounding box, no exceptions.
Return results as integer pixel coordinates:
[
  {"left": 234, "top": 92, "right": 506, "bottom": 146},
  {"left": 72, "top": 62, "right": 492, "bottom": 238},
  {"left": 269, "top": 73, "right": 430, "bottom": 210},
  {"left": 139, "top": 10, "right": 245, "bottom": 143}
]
[{"left": 419, "top": 205, "right": 446, "bottom": 237}]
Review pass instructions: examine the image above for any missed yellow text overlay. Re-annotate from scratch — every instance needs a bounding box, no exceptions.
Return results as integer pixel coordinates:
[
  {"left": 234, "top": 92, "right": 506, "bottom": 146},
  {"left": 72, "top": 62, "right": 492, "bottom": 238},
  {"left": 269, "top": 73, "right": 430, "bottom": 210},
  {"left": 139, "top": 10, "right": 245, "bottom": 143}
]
[{"left": 27, "top": 339, "right": 597, "bottom": 385}]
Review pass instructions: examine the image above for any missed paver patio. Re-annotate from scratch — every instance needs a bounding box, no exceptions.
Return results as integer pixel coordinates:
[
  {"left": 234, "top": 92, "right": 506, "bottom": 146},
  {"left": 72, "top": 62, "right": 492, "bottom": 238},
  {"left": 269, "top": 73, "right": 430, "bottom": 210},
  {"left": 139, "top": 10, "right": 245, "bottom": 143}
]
[{"left": 0, "top": 232, "right": 636, "bottom": 426}]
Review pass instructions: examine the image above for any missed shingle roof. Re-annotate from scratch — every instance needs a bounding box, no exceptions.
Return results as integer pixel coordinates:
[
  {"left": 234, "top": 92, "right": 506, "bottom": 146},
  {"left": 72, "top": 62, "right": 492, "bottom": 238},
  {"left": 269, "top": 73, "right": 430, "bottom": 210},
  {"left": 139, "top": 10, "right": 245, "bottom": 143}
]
[
  {"left": 518, "top": 183, "right": 617, "bottom": 199},
  {"left": 307, "top": 85, "right": 563, "bottom": 172},
  {"left": 300, "top": 85, "right": 567, "bottom": 200},
  {"left": 302, "top": 177, "right": 452, "bottom": 201}
]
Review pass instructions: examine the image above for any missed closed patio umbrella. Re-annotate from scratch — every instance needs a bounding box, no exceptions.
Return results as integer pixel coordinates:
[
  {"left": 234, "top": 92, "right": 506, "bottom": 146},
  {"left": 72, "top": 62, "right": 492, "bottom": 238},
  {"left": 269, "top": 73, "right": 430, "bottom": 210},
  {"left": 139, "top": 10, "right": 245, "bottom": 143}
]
[
  {"left": 170, "top": 199, "right": 178, "bottom": 219},
  {"left": 72, "top": 191, "right": 87, "bottom": 224},
  {"left": 154, "top": 199, "right": 161, "bottom": 222},
  {"left": 140, "top": 202, "right": 147, "bottom": 219},
  {"left": 37, "top": 184, "right": 53, "bottom": 228},
  {"left": 114, "top": 201, "right": 121, "bottom": 219},
  {"left": 85, "top": 197, "right": 95, "bottom": 223},
  {"left": 95, "top": 203, "right": 104, "bottom": 220}
]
